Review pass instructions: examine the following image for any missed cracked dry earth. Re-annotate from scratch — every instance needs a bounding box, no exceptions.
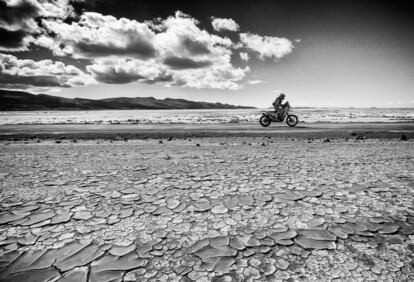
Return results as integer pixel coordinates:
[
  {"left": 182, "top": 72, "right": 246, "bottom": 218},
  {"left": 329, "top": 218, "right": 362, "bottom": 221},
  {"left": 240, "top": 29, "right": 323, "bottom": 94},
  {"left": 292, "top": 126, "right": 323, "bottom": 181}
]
[{"left": 0, "top": 138, "right": 413, "bottom": 282}]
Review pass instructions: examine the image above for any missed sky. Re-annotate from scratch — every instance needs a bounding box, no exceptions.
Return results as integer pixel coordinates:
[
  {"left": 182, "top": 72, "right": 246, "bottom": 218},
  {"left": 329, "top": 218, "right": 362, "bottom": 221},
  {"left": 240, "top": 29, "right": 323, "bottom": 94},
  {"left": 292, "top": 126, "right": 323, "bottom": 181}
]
[{"left": 0, "top": 0, "right": 413, "bottom": 108}]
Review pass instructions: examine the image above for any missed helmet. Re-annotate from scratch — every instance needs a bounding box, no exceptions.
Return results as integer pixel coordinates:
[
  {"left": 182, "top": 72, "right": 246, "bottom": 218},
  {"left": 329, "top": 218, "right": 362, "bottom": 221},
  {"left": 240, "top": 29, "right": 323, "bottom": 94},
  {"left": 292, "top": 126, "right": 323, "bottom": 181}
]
[{"left": 280, "top": 93, "right": 286, "bottom": 98}]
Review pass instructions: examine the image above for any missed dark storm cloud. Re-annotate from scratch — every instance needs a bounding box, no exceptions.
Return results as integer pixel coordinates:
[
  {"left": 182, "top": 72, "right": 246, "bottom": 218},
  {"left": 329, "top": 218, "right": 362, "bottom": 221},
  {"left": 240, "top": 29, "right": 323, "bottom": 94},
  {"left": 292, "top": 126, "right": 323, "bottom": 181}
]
[
  {"left": 75, "top": 40, "right": 157, "bottom": 59},
  {"left": 90, "top": 67, "right": 174, "bottom": 84},
  {"left": 0, "top": 0, "right": 40, "bottom": 27},
  {"left": 0, "top": 28, "right": 28, "bottom": 48},
  {"left": 0, "top": 0, "right": 77, "bottom": 51},
  {"left": 0, "top": 0, "right": 40, "bottom": 50},
  {"left": 182, "top": 38, "right": 210, "bottom": 55},
  {"left": 89, "top": 68, "right": 145, "bottom": 84},
  {"left": 163, "top": 57, "right": 212, "bottom": 69},
  {"left": 0, "top": 73, "right": 66, "bottom": 87}
]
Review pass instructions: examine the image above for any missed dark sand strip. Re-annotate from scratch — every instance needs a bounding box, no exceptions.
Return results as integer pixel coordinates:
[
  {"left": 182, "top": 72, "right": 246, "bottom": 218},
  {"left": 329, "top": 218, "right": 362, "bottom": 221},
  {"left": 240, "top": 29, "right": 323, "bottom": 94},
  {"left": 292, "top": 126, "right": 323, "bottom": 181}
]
[{"left": 0, "top": 122, "right": 413, "bottom": 140}]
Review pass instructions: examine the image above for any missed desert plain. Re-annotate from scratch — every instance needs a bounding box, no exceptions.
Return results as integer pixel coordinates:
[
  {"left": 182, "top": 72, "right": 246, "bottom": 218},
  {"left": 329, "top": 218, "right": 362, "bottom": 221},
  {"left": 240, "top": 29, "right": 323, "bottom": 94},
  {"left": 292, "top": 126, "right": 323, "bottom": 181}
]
[{"left": 0, "top": 122, "right": 413, "bottom": 281}]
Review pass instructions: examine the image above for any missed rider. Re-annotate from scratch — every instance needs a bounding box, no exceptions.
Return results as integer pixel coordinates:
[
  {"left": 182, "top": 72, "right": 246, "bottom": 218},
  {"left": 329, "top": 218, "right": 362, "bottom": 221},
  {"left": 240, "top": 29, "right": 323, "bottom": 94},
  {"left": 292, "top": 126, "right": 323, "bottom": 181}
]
[{"left": 273, "top": 93, "right": 289, "bottom": 119}]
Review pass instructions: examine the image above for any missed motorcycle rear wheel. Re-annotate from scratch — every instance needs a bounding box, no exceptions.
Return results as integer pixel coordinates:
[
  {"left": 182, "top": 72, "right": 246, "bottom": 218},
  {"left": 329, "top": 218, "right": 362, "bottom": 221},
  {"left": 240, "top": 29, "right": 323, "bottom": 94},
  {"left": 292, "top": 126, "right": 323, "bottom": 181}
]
[
  {"left": 259, "top": 115, "right": 271, "bottom": 127},
  {"left": 286, "top": 115, "right": 298, "bottom": 127}
]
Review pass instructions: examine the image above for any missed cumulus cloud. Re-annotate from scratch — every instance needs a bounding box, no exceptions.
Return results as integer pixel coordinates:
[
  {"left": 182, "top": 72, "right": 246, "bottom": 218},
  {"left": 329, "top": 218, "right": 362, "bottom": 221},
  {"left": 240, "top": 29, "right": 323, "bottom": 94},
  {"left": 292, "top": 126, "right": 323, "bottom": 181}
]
[
  {"left": 0, "top": 5, "right": 294, "bottom": 92},
  {"left": 152, "top": 11, "right": 234, "bottom": 58},
  {"left": 0, "top": 53, "right": 95, "bottom": 92},
  {"left": 40, "top": 11, "right": 235, "bottom": 59},
  {"left": 0, "top": 0, "right": 38, "bottom": 50},
  {"left": 40, "top": 11, "right": 234, "bottom": 60},
  {"left": 239, "top": 51, "right": 250, "bottom": 62},
  {"left": 36, "top": 0, "right": 75, "bottom": 19},
  {"left": 86, "top": 57, "right": 171, "bottom": 84},
  {"left": 211, "top": 17, "right": 239, "bottom": 32},
  {"left": 0, "top": 0, "right": 76, "bottom": 50},
  {"left": 42, "top": 11, "right": 248, "bottom": 90},
  {"left": 170, "top": 61, "right": 249, "bottom": 90},
  {"left": 239, "top": 33, "right": 294, "bottom": 61},
  {"left": 0, "top": 0, "right": 40, "bottom": 32},
  {"left": 86, "top": 55, "right": 249, "bottom": 90},
  {"left": 40, "top": 12, "right": 157, "bottom": 59}
]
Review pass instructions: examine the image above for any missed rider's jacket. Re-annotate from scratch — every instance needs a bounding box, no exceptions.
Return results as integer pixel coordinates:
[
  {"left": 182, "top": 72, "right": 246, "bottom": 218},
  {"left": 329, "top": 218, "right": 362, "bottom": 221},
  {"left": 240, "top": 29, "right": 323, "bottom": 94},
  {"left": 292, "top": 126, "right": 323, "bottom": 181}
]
[{"left": 273, "top": 97, "right": 283, "bottom": 109}]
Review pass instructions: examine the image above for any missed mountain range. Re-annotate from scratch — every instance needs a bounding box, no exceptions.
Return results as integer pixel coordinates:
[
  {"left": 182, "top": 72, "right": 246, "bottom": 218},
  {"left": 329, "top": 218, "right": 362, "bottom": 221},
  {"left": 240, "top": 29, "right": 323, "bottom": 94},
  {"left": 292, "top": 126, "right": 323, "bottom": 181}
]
[{"left": 0, "top": 90, "right": 255, "bottom": 110}]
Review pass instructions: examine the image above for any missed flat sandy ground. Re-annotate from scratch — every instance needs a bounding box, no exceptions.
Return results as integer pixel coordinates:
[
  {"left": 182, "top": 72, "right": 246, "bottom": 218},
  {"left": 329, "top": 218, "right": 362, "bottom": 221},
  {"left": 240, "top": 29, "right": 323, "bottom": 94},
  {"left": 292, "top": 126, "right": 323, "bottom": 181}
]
[
  {"left": 0, "top": 125, "right": 413, "bottom": 281},
  {"left": 0, "top": 122, "right": 413, "bottom": 140}
]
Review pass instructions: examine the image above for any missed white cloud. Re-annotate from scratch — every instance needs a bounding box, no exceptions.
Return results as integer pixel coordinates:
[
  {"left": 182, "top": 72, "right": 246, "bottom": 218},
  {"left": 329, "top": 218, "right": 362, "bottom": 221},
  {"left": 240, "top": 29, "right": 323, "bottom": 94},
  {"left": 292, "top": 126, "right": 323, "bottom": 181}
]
[
  {"left": 247, "top": 80, "right": 266, "bottom": 85},
  {"left": 0, "top": 53, "right": 95, "bottom": 92},
  {"left": 211, "top": 17, "right": 239, "bottom": 32},
  {"left": 86, "top": 57, "right": 171, "bottom": 84},
  {"left": 40, "top": 12, "right": 157, "bottom": 59},
  {"left": 42, "top": 11, "right": 249, "bottom": 90},
  {"left": 239, "top": 51, "right": 250, "bottom": 62},
  {"left": 239, "top": 33, "right": 294, "bottom": 61},
  {"left": 40, "top": 11, "right": 235, "bottom": 60},
  {"left": 170, "top": 61, "right": 249, "bottom": 90},
  {"left": 36, "top": 0, "right": 75, "bottom": 19},
  {"left": 87, "top": 56, "right": 250, "bottom": 90},
  {"left": 0, "top": 5, "right": 295, "bottom": 92},
  {"left": 153, "top": 11, "right": 234, "bottom": 59}
]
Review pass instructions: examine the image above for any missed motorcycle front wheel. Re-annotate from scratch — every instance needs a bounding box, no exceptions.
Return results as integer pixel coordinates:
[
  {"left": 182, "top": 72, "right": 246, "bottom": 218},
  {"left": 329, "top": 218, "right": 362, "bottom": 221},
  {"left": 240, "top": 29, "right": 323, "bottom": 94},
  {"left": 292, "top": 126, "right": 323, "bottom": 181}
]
[
  {"left": 286, "top": 115, "right": 298, "bottom": 127},
  {"left": 259, "top": 115, "right": 271, "bottom": 127}
]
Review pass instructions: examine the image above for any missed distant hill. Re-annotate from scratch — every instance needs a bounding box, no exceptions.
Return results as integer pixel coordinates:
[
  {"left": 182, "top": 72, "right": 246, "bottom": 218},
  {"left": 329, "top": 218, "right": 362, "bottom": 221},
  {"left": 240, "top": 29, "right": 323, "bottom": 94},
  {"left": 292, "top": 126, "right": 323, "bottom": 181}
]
[{"left": 0, "top": 90, "right": 255, "bottom": 110}]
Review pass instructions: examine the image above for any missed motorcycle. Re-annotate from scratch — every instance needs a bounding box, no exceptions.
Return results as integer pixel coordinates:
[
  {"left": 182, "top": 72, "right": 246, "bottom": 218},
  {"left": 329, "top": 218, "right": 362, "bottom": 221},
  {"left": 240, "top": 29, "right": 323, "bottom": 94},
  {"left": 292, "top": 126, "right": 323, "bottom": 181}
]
[{"left": 259, "top": 108, "right": 299, "bottom": 127}]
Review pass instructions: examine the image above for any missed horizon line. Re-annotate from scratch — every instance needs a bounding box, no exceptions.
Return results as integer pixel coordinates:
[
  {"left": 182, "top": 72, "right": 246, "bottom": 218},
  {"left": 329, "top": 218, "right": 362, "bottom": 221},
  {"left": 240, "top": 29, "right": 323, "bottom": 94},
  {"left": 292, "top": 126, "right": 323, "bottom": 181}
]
[{"left": 1, "top": 89, "right": 413, "bottom": 109}]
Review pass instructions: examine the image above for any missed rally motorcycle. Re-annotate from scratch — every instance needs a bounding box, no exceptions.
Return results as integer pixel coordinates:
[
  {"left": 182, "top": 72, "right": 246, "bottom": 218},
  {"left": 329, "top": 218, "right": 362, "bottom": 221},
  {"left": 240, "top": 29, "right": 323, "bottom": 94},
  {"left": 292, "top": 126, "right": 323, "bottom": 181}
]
[{"left": 259, "top": 108, "right": 299, "bottom": 127}]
